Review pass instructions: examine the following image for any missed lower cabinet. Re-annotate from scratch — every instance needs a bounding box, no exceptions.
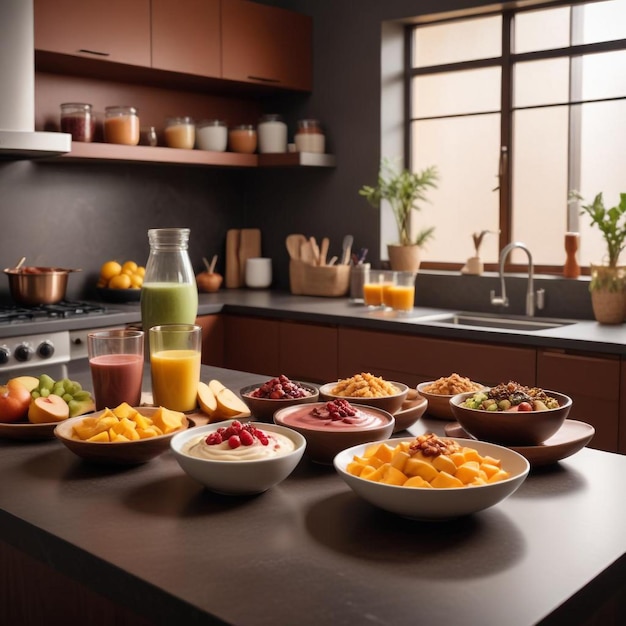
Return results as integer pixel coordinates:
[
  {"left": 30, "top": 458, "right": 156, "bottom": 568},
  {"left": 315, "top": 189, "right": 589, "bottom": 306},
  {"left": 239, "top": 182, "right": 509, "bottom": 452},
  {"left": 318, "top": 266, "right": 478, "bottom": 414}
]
[
  {"left": 196, "top": 314, "right": 224, "bottom": 368},
  {"left": 537, "top": 349, "right": 619, "bottom": 452},
  {"left": 337, "top": 328, "right": 536, "bottom": 388},
  {"left": 223, "top": 315, "right": 279, "bottom": 376}
]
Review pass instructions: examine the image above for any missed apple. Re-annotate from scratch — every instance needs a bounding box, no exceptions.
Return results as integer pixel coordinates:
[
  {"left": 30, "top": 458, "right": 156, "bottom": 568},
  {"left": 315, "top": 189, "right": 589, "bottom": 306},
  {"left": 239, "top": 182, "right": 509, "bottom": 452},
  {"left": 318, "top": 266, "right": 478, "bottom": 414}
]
[
  {"left": 215, "top": 387, "right": 251, "bottom": 418},
  {"left": 0, "top": 379, "right": 32, "bottom": 423},
  {"left": 197, "top": 381, "right": 217, "bottom": 417},
  {"left": 11, "top": 375, "right": 40, "bottom": 393},
  {"left": 28, "top": 394, "right": 70, "bottom": 424}
]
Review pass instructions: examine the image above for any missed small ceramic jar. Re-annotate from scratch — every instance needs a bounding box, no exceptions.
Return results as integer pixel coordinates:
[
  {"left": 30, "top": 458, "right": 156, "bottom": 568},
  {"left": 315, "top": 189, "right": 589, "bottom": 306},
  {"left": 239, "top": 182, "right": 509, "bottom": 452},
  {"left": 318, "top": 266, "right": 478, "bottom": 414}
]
[
  {"left": 104, "top": 106, "right": 140, "bottom": 146},
  {"left": 257, "top": 114, "right": 287, "bottom": 153},
  {"left": 196, "top": 120, "right": 228, "bottom": 152},
  {"left": 229, "top": 124, "right": 257, "bottom": 154},
  {"left": 164, "top": 116, "right": 195, "bottom": 149}
]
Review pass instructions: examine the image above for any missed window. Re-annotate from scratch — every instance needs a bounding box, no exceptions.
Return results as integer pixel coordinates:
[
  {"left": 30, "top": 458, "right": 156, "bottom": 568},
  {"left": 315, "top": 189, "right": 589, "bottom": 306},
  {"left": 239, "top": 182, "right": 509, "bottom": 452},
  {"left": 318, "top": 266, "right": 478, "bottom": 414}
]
[{"left": 407, "top": 0, "right": 626, "bottom": 270}]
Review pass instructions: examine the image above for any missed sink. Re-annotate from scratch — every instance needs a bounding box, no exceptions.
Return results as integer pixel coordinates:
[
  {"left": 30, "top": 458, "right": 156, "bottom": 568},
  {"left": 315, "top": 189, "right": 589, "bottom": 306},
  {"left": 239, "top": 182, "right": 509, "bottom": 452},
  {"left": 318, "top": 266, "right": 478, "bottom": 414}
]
[{"left": 417, "top": 313, "right": 576, "bottom": 332}]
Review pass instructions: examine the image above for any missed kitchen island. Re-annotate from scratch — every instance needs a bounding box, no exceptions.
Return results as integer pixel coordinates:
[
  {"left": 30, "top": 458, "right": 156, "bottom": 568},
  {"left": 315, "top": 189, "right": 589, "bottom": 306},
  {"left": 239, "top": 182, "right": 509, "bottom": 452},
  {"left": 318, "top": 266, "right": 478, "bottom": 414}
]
[{"left": 1, "top": 364, "right": 626, "bottom": 626}]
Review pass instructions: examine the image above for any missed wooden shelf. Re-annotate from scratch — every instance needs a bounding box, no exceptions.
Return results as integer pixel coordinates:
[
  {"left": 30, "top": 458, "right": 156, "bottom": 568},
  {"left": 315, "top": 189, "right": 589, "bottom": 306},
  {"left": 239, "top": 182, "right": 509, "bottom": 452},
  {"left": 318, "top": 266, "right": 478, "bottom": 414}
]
[{"left": 57, "top": 142, "right": 335, "bottom": 168}]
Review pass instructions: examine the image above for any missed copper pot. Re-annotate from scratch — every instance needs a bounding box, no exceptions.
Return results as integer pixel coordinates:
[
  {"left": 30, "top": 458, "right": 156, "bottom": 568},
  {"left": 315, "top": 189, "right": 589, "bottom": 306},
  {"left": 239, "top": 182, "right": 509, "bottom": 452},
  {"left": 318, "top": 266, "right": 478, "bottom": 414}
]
[{"left": 4, "top": 266, "right": 81, "bottom": 305}]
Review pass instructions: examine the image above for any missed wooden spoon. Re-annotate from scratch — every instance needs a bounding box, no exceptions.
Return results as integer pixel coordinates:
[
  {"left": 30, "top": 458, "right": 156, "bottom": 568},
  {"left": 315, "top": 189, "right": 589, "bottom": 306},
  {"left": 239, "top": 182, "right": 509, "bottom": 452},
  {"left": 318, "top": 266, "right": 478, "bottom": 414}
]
[
  {"left": 203, "top": 255, "right": 218, "bottom": 273},
  {"left": 319, "top": 237, "right": 329, "bottom": 266},
  {"left": 286, "top": 234, "right": 306, "bottom": 260}
]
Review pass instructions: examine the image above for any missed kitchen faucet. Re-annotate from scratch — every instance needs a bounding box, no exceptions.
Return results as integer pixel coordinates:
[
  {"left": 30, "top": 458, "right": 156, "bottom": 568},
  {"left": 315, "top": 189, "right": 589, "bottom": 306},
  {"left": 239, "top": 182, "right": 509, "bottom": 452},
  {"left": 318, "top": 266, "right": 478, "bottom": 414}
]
[{"left": 490, "top": 242, "right": 544, "bottom": 316}]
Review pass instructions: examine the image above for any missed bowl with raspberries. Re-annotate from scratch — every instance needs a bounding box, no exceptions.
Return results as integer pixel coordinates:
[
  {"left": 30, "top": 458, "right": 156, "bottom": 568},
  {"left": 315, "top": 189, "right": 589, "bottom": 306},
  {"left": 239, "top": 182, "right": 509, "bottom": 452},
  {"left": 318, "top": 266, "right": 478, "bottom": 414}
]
[
  {"left": 170, "top": 419, "right": 306, "bottom": 495},
  {"left": 240, "top": 375, "right": 319, "bottom": 422},
  {"left": 450, "top": 381, "right": 572, "bottom": 446}
]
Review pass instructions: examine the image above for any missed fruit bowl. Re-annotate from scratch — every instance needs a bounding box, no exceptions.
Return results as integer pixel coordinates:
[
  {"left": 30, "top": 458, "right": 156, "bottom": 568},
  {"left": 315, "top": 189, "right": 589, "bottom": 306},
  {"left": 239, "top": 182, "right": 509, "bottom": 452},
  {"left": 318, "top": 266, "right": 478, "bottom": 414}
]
[
  {"left": 273, "top": 401, "right": 395, "bottom": 464},
  {"left": 239, "top": 378, "right": 319, "bottom": 422},
  {"left": 54, "top": 407, "right": 189, "bottom": 465},
  {"left": 318, "top": 380, "right": 409, "bottom": 415},
  {"left": 417, "top": 379, "right": 486, "bottom": 420},
  {"left": 96, "top": 287, "right": 141, "bottom": 303},
  {"left": 170, "top": 420, "right": 306, "bottom": 495},
  {"left": 450, "top": 389, "right": 572, "bottom": 446},
  {"left": 334, "top": 437, "right": 530, "bottom": 520}
]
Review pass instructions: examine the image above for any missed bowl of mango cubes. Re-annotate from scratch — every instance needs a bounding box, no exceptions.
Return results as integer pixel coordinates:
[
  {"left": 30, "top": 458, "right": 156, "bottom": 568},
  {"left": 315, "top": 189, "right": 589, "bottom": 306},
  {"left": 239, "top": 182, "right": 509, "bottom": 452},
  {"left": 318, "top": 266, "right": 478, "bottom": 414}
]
[
  {"left": 333, "top": 432, "right": 529, "bottom": 520},
  {"left": 54, "top": 403, "right": 189, "bottom": 465}
]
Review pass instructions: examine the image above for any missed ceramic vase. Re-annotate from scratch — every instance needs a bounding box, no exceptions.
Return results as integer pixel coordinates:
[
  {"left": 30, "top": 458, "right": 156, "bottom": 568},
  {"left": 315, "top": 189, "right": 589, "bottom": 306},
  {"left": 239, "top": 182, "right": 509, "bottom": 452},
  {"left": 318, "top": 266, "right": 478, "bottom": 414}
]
[
  {"left": 589, "top": 264, "right": 626, "bottom": 325},
  {"left": 387, "top": 244, "right": 421, "bottom": 272}
]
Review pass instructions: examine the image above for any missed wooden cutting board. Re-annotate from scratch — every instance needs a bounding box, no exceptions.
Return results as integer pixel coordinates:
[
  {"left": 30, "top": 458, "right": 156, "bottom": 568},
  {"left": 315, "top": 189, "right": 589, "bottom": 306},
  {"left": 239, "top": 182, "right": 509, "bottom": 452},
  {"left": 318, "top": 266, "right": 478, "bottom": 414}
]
[
  {"left": 238, "top": 228, "right": 262, "bottom": 285},
  {"left": 225, "top": 229, "right": 241, "bottom": 288}
]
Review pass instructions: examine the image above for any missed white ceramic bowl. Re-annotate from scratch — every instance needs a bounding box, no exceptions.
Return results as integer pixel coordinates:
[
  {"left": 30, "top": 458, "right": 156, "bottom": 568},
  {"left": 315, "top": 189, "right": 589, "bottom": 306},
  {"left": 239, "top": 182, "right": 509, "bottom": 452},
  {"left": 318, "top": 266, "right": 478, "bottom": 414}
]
[
  {"left": 334, "top": 437, "right": 530, "bottom": 520},
  {"left": 170, "top": 420, "right": 306, "bottom": 495}
]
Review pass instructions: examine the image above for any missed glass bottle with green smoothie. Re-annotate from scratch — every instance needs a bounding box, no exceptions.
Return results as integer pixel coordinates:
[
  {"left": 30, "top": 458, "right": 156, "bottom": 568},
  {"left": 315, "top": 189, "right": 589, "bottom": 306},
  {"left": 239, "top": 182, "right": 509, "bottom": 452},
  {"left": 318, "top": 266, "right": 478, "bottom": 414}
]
[{"left": 141, "top": 228, "right": 198, "bottom": 336}]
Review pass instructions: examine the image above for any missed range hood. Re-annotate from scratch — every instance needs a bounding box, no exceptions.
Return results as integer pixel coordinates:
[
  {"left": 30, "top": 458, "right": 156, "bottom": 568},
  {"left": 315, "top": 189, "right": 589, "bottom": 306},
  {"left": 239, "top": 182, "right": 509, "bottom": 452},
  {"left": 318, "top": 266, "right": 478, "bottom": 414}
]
[{"left": 0, "top": 0, "right": 70, "bottom": 159}]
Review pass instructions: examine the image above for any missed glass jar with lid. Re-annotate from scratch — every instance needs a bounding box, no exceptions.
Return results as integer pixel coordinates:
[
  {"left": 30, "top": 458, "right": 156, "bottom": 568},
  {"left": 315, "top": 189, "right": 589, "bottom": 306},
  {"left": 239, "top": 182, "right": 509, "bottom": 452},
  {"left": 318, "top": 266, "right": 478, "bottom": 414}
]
[
  {"left": 196, "top": 119, "right": 227, "bottom": 152},
  {"left": 229, "top": 124, "right": 257, "bottom": 154},
  {"left": 257, "top": 113, "right": 287, "bottom": 153},
  {"left": 60, "top": 103, "right": 95, "bottom": 142},
  {"left": 140, "top": 228, "right": 199, "bottom": 336},
  {"left": 104, "top": 106, "right": 140, "bottom": 145},
  {"left": 294, "top": 119, "right": 325, "bottom": 154},
  {"left": 164, "top": 116, "right": 195, "bottom": 150}
]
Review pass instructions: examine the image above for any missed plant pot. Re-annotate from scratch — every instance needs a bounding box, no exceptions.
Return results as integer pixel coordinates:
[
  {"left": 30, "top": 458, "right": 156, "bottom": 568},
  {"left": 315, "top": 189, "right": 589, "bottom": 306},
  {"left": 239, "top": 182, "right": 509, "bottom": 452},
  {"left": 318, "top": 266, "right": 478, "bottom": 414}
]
[
  {"left": 387, "top": 244, "right": 421, "bottom": 272},
  {"left": 590, "top": 264, "right": 626, "bottom": 325}
]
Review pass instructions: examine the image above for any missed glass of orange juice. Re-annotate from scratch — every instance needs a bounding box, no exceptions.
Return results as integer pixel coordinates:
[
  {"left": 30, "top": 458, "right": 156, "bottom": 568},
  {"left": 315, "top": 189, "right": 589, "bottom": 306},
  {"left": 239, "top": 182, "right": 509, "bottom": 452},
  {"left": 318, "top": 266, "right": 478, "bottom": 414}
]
[
  {"left": 149, "top": 324, "right": 202, "bottom": 412},
  {"left": 362, "top": 269, "right": 384, "bottom": 308},
  {"left": 389, "top": 271, "right": 416, "bottom": 313},
  {"left": 380, "top": 270, "right": 397, "bottom": 309}
]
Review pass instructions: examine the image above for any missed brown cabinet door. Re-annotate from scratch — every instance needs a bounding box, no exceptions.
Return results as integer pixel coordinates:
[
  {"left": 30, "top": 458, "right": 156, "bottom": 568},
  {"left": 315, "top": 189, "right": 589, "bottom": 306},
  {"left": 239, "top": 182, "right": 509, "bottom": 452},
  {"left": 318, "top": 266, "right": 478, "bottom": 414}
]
[
  {"left": 279, "top": 321, "right": 337, "bottom": 383},
  {"left": 221, "top": 0, "right": 312, "bottom": 91},
  {"left": 338, "top": 328, "right": 536, "bottom": 389},
  {"left": 152, "top": 0, "right": 221, "bottom": 77},
  {"left": 537, "top": 349, "right": 619, "bottom": 452},
  {"left": 223, "top": 315, "right": 279, "bottom": 376},
  {"left": 196, "top": 314, "right": 224, "bottom": 367},
  {"left": 34, "top": 0, "right": 151, "bottom": 67}
]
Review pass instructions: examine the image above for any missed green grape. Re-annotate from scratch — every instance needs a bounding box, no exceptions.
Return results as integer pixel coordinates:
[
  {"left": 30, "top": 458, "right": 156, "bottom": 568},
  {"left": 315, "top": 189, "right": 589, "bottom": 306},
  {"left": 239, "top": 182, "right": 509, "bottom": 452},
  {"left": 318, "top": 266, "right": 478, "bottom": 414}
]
[
  {"left": 38, "top": 374, "right": 55, "bottom": 391},
  {"left": 40, "top": 388, "right": 50, "bottom": 398},
  {"left": 31, "top": 390, "right": 40, "bottom": 399},
  {"left": 53, "top": 383, "right": 66, "bottom": 397},
  {"left": 73, "top": 390, "right": 91, "bottom": 401},
  {"left": 62, "top": 393, "right": 73, "bottom": 403}
]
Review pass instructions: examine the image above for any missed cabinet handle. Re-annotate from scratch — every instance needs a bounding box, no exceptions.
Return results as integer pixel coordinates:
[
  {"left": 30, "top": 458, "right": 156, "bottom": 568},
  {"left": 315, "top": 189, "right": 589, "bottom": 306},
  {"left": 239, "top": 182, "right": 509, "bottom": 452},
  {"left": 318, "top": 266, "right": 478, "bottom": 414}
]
[
  {"left": 247, "top": 75, "right": 281, "bottom": 84},
  {"left": 77, "top": 49, "right": 111, "bottom": 57}
]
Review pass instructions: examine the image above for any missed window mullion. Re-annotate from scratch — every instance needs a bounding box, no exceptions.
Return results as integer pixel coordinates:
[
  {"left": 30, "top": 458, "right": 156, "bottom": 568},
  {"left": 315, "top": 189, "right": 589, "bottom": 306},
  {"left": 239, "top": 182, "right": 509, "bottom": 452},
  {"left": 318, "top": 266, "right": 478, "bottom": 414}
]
[{"left": 500, "top": 12, "right": 513, "bottom": 251}]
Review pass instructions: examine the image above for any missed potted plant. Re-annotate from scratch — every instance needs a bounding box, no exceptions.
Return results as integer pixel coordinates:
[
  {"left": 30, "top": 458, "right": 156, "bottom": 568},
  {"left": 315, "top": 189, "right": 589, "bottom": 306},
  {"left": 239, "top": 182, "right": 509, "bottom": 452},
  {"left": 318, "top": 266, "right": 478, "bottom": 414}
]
[
  {"left": 571, "top": 191, "right": 626, "bottom": 324},
  {"left": 359, "top": 158, "right": 438, "bottom": 271}
]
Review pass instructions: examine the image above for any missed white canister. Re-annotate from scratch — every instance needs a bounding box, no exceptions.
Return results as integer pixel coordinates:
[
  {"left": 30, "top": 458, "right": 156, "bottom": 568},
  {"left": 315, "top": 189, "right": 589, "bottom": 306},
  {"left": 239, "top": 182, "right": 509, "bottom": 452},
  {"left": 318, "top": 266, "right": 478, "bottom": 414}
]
[
  {"left": 294, "top": 119, "right": 325, "bottom": 153},
  {"left": 257, "top": 114, "right": 287, "bottom": 154},
  {"left": 196, "top": 120, "right": 228, "bottom": 152},
  {"left": 245, "top": 258, "right": 272, "bottom": 288}
]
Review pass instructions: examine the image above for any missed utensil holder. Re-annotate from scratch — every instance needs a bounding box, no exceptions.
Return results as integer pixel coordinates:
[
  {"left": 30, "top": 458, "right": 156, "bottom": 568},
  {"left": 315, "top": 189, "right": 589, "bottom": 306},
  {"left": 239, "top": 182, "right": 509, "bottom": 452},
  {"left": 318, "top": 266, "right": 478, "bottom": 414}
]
[{"left": 289, "top": 260, "right": 350, "bottom": 297}]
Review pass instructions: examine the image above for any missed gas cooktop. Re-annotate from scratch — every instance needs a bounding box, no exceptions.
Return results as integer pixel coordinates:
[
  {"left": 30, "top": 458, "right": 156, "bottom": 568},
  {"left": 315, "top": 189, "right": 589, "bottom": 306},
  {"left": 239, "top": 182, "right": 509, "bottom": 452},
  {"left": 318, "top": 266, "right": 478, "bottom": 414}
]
[{"left": 0, "top": 301, "right": 108, "bottom": 324}]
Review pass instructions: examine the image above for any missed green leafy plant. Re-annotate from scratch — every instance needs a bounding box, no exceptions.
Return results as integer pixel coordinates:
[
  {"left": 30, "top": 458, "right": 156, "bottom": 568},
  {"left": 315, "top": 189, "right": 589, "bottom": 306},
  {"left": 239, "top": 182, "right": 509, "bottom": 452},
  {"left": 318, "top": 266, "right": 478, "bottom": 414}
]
[
  {"left": 359, "top": 158, "right": 439, "bottom": 247},
  {"left": 570, "top": 191, "right": 626, "bottom": 291}
]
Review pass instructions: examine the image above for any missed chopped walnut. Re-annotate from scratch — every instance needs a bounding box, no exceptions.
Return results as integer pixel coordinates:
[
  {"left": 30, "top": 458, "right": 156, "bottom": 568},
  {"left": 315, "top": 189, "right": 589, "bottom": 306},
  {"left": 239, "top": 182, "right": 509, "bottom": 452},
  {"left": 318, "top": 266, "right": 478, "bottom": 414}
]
[{"left": 409, "top": 433, "right": 461, "bottom": 457}]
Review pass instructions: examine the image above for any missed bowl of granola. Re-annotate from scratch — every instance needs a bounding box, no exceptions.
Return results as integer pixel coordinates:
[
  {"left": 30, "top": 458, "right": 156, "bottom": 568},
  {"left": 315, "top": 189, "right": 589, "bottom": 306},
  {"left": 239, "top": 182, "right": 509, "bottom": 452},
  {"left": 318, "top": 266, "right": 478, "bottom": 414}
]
[
  {"left": 319, "top": 373, "right": 409, "bottom": 415},
  {"left": 417, "top": 373, "right": 486, "bottom": 420}
]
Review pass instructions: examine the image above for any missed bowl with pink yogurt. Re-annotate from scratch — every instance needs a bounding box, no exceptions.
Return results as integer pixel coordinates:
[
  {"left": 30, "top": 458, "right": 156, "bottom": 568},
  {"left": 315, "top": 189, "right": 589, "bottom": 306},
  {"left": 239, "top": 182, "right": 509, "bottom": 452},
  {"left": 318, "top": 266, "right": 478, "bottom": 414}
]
[{"left": 273, "top": 400, "right": 395, "bottom": 464}]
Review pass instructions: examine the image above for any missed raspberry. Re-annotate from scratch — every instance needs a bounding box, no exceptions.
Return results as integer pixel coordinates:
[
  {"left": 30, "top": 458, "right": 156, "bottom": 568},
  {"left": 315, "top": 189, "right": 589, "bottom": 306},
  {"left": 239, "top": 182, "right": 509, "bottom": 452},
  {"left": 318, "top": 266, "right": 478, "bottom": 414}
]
[
  {"left": 206, "top": 432, "right": 222, "bottom": 445},
  {"left": 228, "top": 435, "right": 241, "bottom": 449},
  {"left": 239, "top": 430, "right": 254, "bottom": 446}
]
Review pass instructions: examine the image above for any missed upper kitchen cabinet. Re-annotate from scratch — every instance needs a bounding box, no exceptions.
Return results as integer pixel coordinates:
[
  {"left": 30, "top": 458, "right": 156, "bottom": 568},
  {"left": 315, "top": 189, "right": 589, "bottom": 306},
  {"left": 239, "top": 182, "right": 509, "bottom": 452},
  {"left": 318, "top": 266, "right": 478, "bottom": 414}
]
[
  {"left": 221, "top": 0, "right": 312, "bottom": 92},
  {"left": 34, "top": 0, "right": 151, "bottom": 67},
  {"left": 151, "top": 0, "right": 221, "bottom": 78}
]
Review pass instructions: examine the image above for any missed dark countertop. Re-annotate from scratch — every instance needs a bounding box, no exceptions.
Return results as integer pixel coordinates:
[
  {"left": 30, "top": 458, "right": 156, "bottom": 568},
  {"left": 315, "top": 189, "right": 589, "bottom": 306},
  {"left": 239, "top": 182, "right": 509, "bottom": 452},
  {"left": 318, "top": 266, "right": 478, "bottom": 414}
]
[
  {"left": 2, "top": 289, "right": 626, "bottom": 355},
  {"left": 2, "top": 364, "right": 626, "bottom": 626}
]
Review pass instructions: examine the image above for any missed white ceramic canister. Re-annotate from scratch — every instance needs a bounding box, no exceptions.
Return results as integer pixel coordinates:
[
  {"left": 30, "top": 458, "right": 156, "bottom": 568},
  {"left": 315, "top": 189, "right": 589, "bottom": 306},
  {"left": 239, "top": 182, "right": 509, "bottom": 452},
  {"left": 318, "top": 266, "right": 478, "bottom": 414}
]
[
  {"left": 245, "top": 258, "right": 272, "bottom": 288},
  {"left": 257, "top": 114, "right": 287, "bottom": 154},
  {"left": 196, "top": 119, "right": 228, "bottom": 152}
]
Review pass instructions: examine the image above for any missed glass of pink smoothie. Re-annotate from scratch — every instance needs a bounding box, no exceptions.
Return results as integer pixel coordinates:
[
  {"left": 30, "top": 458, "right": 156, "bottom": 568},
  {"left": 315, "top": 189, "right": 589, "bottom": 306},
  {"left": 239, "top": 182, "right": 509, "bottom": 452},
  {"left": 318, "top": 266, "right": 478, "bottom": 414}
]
[{"left": 88, "top": 329, "right": 145, "bottom": 411}]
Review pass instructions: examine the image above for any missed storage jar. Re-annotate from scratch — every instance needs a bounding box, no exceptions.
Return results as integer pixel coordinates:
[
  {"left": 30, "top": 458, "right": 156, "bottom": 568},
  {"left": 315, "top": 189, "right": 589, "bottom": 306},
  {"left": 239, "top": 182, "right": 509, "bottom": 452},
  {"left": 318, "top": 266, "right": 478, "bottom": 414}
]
[
  {"left": 139, "top": 126, "right": 158, "bottom": 147},
  {"left": 104, "top": 106, "right": 139, "bottom": 146},
  {"left": 165, "top": 116, "right": 195, "bottom": 149},
  {"left": 196, "top": 120, "right": 227, "bottom": 152},
  {"left": 229, "top": 124, "right": 257, "bottom": 154},
  {"left": 60, "top": 103, "right": 95, "bottom": 142},
  {"left": 294, "top": 119, "right": 325, "bottom": 154},
  {"left": 257, "top": 114, "right": 287, "bottom": 154}
]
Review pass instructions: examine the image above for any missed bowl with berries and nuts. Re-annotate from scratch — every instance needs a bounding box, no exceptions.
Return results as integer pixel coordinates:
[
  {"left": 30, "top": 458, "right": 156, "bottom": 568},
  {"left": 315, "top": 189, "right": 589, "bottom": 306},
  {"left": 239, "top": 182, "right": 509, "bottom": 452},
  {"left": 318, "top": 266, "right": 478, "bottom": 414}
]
[
  {"left": 240, "top": 375, "right": 319, "bottom": 422},
  {"left": 170, "top": 419, "right": 306, "bottom": 495},
  {"left": 273, "top": 399, "right": 395, "bottom": 464}
]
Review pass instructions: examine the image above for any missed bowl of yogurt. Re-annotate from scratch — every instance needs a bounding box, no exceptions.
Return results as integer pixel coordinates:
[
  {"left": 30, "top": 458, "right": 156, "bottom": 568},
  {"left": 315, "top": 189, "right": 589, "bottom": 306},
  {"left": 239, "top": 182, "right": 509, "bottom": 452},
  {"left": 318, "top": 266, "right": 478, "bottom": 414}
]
[
  {"left": 170, "top": 420, "right": 306, "bottom": 495},
  {"left": 273, "top": 400, "right": 395, "bottom": 464}
]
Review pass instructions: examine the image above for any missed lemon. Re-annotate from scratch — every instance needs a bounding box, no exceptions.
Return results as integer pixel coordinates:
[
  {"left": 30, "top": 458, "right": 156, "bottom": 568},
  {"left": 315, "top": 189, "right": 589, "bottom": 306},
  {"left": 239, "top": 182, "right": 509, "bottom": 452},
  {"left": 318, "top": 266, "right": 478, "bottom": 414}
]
[
  {"left": 129, "top": 274, "right": 143, "bottom": 288},
  {"left": 108, "top": 273, "right": 132, "bottom": 289},
  {"left": 100, "top": 260, "right": 122, "bottom": 281},
  {"left": 122, "top": 261, "right": 138, "bottom": 274}
]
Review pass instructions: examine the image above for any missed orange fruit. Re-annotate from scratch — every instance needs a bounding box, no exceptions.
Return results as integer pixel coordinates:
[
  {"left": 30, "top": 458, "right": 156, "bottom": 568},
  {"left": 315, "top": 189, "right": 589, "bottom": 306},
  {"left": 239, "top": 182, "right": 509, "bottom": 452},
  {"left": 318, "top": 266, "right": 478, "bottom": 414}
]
[
  {"left": 108, "top": 273, "right": 132, "bottom": 289},
  {"left": 135, "top": 266, "right": 146, "bottom": 277},
  {"left": 122, "top": 261, "right": 138, "bottom": 274},
  {"left": 100, "top": 260, "right": 122, "bottom": 281},
  {"left": 129, "top": 274, "right": 143, "bottom": 288}
]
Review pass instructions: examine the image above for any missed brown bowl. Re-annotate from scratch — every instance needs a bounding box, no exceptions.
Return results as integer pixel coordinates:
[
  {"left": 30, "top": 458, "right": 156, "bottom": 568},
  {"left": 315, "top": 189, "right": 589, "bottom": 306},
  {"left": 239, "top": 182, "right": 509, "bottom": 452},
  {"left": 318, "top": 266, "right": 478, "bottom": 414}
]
[
  {"left": 450, "top": 390, "right": 572, "bottom": 446},
  {"left": 4, "top": 266, "right": 81, "bottom": 305},
  {"left": 54, "top": 407, "right": 189, "bottom": 465},
  {"left": 318, "top": 381, "right": 409, "bottom": 415},
  {"left": 273, "top": 402, "right": 395, "bottom": 464},
  {"left": 240, "top": 382, "right": 319, "bottom": 422},
  {"left": 417, "top": 380, "right": 487, "bottom": 420}
]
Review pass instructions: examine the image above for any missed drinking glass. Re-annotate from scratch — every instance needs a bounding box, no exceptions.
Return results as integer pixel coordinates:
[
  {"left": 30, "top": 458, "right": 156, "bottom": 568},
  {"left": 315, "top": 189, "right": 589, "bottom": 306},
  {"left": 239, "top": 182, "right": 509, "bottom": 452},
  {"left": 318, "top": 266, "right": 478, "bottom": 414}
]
[
  {"left": 388, "top": 271, "right": 416, "bottom": 313},
  {"left": 149, "top": 324, "right": 202, "bottom": 412},
  {"left": 88, "top": 329, "right": 144, "bottom": 411}
]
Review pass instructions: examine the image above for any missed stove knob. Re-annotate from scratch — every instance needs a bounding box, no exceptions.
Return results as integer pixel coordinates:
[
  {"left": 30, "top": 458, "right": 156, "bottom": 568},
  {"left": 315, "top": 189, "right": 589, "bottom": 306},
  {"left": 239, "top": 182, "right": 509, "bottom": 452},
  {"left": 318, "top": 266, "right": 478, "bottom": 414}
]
[
  {"left": 14, "top": 343, "right": 33, "bottom": 362},
  {"left": 37, "top": 340, "right": 55, "bottom": 359},
  {"left": 0, "top": 346, "right": 9, "bottom": 365}
]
